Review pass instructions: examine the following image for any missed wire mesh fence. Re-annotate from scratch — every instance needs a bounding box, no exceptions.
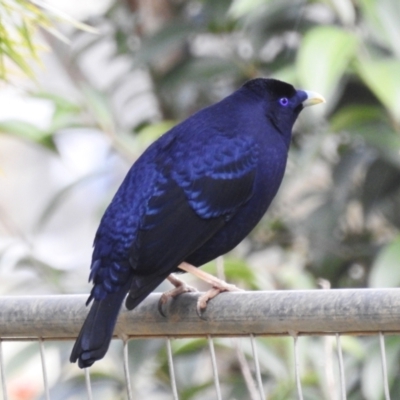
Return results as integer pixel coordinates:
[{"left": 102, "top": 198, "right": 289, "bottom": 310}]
[{"left": 0, "top": 289, "right": 399, "bottom": 399}]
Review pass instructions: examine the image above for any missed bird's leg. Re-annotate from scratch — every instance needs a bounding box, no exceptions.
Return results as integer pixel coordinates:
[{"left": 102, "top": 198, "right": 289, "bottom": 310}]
[
  {"left": 178, "top": 262, "right": 243, "bottom": 314},
  {"left": 158, "top": 273, "right": 198, "bottom": 316}
]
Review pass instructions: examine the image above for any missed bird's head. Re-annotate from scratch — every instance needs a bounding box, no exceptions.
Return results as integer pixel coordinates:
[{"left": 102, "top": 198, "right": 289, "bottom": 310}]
[{"left": 242, "top": 78, "right": 325, "bottom": 146}]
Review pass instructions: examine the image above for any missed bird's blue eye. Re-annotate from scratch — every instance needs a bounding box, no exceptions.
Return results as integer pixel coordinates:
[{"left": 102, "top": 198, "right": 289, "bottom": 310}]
[{"left": 279, "top": 97, "right": 289, "bottom": 106}]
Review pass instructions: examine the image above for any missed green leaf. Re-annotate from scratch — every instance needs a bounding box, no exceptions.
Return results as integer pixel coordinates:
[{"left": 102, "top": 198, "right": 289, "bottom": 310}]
[
  {"left": 81, "top": 86, "right": 114, "bottom": 133},
  {"left": 0, "top": 120, "right": 40, "bottom": 137},
  {"left": 347, "top": 125, "right": 400, "bottom": 168},
  {"left": 137, "top": 121, "right": 175, "bottom": 141},
  {"left": 369, "top": 235, "right": 400, "bottom": 287},
  {"left": 202, "top": 257, "right": 257, "bottom": 288},
  {"left": 32, "top": 91, "right": 81, "bottom": 112},
  {"left": 0, "top": 0, "right": 96, "bottom": 82},
  {"left": 19, "top": 18, "right": 37, "bottom": 59},
  {"left": 297, "top": 26, "right": 357, "bottom": 104},
  {"left": 330, "top": 105, "right": 386, "bottom": 132},
  {"left": 357, "top": 59, "right": 400, "bottom": 124},
  {"left": 172, "top": 338, "right": 208, "bottom": 356},
  {"left": 359, "top": 0, "right": 400, "bottom": 57},
  {"left": 0, "top": 119, "right": 44, "bottom": 140},
  {"left": 339, "top": 335, "right": 365, "bottom": 359},
  {"left": 224, "top": 257, "right": 257, "bottom": 286},
  {"left": 228, "top": 0, "right": 271, "bottom": 18},
  {"left": 0, "top": 119, "right": 58, "bottom": 150},
  {"left": 272, "top": 65, "right": 297, "bottom": 85},
  {"left": 0, "top": 37, "right": 34, "bottom": 77},
  {"left": 33, "top": 0, "right": 98, "bottom": 34}
]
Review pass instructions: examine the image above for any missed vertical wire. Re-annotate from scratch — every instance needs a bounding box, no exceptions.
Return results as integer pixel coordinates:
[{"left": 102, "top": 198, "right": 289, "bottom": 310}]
[
  {"left": 39, "top": 339, "right": 50, "bottom": 400},
  {"left": 166, "top": 338, "right": 179, "bottom": 400},
  {"left": 293, "top": 335, "right": 304, "bottom": 400},
  {"left": 336, "top": 334, "right": 347, "bottom": 400},
  {"left": 323, "top": 336, "right": 337, "bottom": 400},
  {"left": 123, "top": 339, "right": 133, "bottom": 400},
  {"left": 0, "top": 340, "right": 8, "bottom": 400},
  {"left": 84, "top": 368, "right": 93, "bottom": 400},
  {"left": 233, "top": 338, "right": 258, "bottom": 400},
  {"left": 208, "top": 335, "right": 222, "bottom": 400},
  {"left": 379, "top": 332, "right": 391, "bottom": 400},
  {"left": 250, "top": 334, "right": 266, "bottom": 400}
]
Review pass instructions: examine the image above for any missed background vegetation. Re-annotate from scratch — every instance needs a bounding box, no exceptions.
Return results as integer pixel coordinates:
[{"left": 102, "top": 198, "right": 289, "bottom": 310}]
[{"left": 0, "top": 0, "right": 399, "bottom": 398}]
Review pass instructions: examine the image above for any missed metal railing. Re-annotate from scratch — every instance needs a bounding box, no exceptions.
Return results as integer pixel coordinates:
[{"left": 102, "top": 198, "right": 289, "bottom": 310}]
[{"left": 1, "top": 288, "right": 399, "bottom": 399}]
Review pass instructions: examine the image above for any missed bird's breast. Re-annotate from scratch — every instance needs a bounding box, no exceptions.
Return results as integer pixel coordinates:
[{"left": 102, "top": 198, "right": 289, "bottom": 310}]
[{"left": 235, "top": 145, "right": 288, "bottom": 228}]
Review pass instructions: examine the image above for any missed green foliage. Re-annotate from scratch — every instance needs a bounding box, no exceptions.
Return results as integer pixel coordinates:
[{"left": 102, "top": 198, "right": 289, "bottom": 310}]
[
  {"left": 369, "top": 235, "right": 400, "bottom": 287},
  {"left": 0, "top": 119, "right": 56, "bottom": 149},
  {"left": 358, "top": 60, "right": 400, "bottom": 124},
  {"left": 297, "top": 26, "right": 358, "bottom": 103},
  {"left": 0, "top": 0, "right": 95, "bottom": 81}
]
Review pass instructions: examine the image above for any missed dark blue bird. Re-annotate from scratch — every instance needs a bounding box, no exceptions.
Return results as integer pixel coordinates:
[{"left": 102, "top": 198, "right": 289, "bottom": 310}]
[{"left": 70, "top": 78, "right": 324, "bottom": 368}]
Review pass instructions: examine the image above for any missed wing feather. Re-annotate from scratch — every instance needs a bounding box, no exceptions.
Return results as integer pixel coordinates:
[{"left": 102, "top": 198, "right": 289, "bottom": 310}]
[{"left": 129, "top": 132, "right": 259, "bottom": 274}]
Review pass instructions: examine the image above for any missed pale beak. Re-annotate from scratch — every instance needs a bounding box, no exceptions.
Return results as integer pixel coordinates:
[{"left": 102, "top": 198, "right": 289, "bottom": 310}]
[{"left": 302, "top": 90, "right": 326, "bottom": 107}]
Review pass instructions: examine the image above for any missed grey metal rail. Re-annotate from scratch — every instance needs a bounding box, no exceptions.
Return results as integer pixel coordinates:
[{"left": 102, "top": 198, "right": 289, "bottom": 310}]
[{"left": 0, "top": 289, "right": 400, "bottom": 340}]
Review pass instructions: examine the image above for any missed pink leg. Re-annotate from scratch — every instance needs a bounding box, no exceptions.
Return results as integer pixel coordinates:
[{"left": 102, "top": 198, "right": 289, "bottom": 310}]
[
  {"left": 158, "top": 273, "right": 198, "bottom": 316},
  {"left": 178, "top": 262, "right": 243, "bottom": 314}
]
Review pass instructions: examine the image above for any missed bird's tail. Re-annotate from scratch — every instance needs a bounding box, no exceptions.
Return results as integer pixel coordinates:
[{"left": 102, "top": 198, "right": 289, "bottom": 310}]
[
  {"left": 70, "top": 271, "right": 170, "bottom": 368},
  {"left": 70, "top": 276, "right": 133, "bottom": 369}
]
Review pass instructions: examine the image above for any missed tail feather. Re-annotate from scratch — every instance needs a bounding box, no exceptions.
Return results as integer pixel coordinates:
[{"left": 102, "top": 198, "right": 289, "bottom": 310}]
[
  {"left": 71, "top": 271, "right": 172, "bottom": 368},
  {"left": 70, "top": 276, "right": 133, "bottom": 368}
]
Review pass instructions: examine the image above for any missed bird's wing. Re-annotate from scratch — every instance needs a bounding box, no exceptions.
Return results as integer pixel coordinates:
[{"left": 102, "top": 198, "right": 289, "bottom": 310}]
[
  {"left": 172, "top": 133, "right": 259, "bottom": 219},
  {"left": 130, "top": 133, "right": 259, "bottom": 274}
]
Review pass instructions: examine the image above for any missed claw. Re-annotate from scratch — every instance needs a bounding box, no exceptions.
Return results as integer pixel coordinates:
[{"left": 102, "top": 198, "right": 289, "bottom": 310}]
[
  {"left": 157, "top": 274, "right": 198, "bottom": 317},
  {"left": 176, "top": 262, "right": 244, "bottom": 319},
  {"left": 196, "top": 306, "right": 208, "bottom": 321},
  {"left": 195, "top": 287, "right": 221, "bottom": 320},
  {"left": 195, "top": 284, "right": 243, "bottom": 319},
  {"left": 158, "top": 295, "right": 168, "bottom": 318}
]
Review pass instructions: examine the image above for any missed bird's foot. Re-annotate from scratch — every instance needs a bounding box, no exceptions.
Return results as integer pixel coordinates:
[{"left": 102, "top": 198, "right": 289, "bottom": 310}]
[
  {"left": 158, "top": 274, "right": 198, "bottom": 317},
  {"left": 177, "top": 262, "right": 243, "bottom": 317},
  {"left": 196, "top": 281, "right": 243, "bottom": 317}
]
